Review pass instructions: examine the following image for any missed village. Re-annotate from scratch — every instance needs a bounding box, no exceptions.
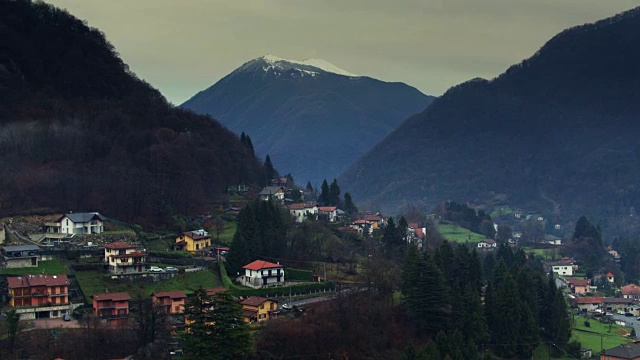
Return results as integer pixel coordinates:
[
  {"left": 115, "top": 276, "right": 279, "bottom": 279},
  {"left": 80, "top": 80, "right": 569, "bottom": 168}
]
[{"left": 0, "top": 178, "right": 638, "bottom": 359}]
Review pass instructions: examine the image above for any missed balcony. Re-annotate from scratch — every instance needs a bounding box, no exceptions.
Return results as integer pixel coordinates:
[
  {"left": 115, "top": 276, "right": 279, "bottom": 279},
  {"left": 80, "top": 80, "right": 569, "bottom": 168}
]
[
  {"left": 50, "top": 293, "right": 69, "bottom": 297},
  {"left": 31, "top": 292, "right": 49, "bottom": 297},
  {"left": 98, "top": 304, "right": 115, "bottom": 310},
  {"left": 100, "top": 313, "right": 129, "bottom": 320}
]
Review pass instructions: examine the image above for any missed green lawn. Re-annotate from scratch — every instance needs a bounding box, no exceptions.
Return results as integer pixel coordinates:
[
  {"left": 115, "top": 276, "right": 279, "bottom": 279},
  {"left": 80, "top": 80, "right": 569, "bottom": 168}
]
[
  {"left": 217, "top": 220, "right": 237, "bottom": 244},
  {"left": 0, "top": 259, "right": 69, "bottom": 275},
  {"left": 572, "top": 316, "right": 633, "bottom": 352},
  {"left": 522, "top": 247, "right": 561, "bottom": 261},
  {"left": 436, "top": 223, "right": 486, "bottom": 243},
  {"left": 75, "top": 268, "right": 224, "bottom": 303}
]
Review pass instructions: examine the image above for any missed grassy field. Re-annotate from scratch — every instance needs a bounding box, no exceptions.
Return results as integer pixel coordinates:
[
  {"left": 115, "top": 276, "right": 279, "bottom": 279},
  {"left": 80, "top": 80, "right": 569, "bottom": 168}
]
[
  {"left": 217, "top": 220, "right": 237, "bottom": 244},
  {"left": 522, "top": 247, "right": 562, "bottom": 261},
  {"left": 436, "top": 222, "right": 486, "bottom": 243},
  {"left": 76, "top": 268, "right": 223, "bottom": 303},
  {"left": 572, "top": 316, "right": 633, "bottom": 352},
  {"left": 0, "top": 259, "right": 69, "bottom": 275}
]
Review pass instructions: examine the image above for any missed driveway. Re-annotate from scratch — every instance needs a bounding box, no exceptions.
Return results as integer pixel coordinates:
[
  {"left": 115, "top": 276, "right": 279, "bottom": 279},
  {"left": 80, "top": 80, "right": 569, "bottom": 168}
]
[{"left": 607, "top": 313, "right": 638, "bottom": 336}]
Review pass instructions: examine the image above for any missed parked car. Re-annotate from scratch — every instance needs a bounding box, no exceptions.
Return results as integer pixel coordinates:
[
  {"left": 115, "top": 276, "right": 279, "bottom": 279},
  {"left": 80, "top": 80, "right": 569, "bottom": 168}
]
[
  {"left": 165, "top": 267, "right": 178, "bottom": 273},
  {"left": 625, "top": 312, "right": 634, "bottom": 317},
  {"left": 149, "top": 266, "right": 163, "bottom": 273},
  {"left": 282, "top": 303, "right": 292, "bottom": 310},
  {"left": 62, "top": 315, "right": 71, "bottom": 321}
]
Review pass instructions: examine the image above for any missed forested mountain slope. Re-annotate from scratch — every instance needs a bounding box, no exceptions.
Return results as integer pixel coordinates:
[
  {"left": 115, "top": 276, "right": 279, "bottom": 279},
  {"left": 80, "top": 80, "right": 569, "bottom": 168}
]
[
  {"left": 0, "top": 0, "right": 264, "bottom": 226},
  {"left": 340, "top": 7, "right": 640, "bottom": 233}
]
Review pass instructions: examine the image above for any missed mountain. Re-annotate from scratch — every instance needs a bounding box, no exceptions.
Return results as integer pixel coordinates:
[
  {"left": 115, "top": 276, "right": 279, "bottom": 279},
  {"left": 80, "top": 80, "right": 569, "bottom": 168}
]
[
  {"left": 181, "top": 54, "right": 433, "bottom": 187},
  {"left": 0, "top": 0, "right": 265, "bottom": 226},
  {"left": 339, "top": 7, "right": 640, "bottom": 232}
]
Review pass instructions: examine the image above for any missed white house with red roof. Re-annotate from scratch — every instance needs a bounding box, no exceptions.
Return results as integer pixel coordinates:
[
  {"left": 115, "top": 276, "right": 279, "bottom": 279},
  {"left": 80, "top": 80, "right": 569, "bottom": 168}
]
[
  {"left": 241, "top": 260, "right": 285, "bottom": 288},
  {"left": 318, "top": 206, "right": 337, "bottom": 222},
  {"left": 104, "top": 241, "right": 148, "bottom": 274},
  {"left": 477, "top": 239, "right": 497, "bottom": 249},
  {"left": 606, "top": 272, "right": 615, "bottom": 283},
  {"left": 288, "top": 203, "right": 318, "bottom": 223}
]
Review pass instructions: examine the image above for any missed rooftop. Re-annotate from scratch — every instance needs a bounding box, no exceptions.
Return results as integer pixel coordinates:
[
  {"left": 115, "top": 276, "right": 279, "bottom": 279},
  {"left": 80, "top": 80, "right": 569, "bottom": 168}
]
[
  {"left": 243, "top": 260, "right": 283, "bottom": 271},
  {"left": 153, "top": 290, "right": 187, "bottom": 300},
  {"left": 104, "top": 241, "right": 138, "bottom": 250},
  {"left": 2, "top": 245, "right": 41, "bottom": 252},
  {"left": 8, "top": 274, "right": 69, "bottom": 288},
  {"left": 94, "top": 292, "right": 131, "bottom": 302},
  {"left": 58, "top": 212, "right": 106, "bottom": 223},
  {"left": 241, "top": 296, "right": 277, "bottom": 307}
]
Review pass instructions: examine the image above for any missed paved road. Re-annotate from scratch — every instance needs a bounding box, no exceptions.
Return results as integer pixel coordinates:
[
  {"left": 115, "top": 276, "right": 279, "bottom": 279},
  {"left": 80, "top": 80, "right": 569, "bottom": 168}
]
[{"left": 609, "top": 313, "right": 639, "bottom": 336}]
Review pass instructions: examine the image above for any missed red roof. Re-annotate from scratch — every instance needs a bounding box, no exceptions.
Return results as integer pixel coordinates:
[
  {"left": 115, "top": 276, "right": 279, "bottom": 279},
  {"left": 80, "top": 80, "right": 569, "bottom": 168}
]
[
  {"left": 93, "top": 292, "right": 131, "bottom": 302},
  {"left": 415, "top": 228, "right": 425, "bottom": 238},
  {"left": 240, "top": 296, "right": 277, "bottom": 307},
  {"left": 622, "top": 284, "right": 640, "bottom": 295},
  {"left": 153, "top": 290, "right": 187, "bottom": 300},
  {"left": 362, "top": 214, "right": 383, "bottom": 221},
  {"left": 7, "top": 274, "right": 69, "bottom": 288},
  {"left": 205, "top": 287, "right": 228, "bottom": 296},
  {"left": 111, "top": 251, "right": 149, "bottom": 258},
  {"left": 214, "top": 247, "right": 230, "bottom": 251},
  {"left": 573, "top": 296, "right": 604, "bottom": 304},
  {"left": 607, "top": 272, "right": 615, "bottom": 277},
  {"left": 288, "top": 203, "right": 316, "bottom": 210},
  {"left": 567, "top": 278, "right": 590, "bottom": 287},
  {"left": 105, "top": 242, "right": 137, "bottom": 250},
  {"left": 243, "top": 260, "right": 283, "bottom": 271},
  {"left": 318, "top": 206, "right": 337, "bottom": 212}
]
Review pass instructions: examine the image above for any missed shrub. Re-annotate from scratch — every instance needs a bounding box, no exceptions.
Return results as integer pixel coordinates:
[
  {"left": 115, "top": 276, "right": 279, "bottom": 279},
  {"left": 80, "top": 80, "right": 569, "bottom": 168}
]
[{"left": 584, "top": 320, "right": 590, "bottom": 327}]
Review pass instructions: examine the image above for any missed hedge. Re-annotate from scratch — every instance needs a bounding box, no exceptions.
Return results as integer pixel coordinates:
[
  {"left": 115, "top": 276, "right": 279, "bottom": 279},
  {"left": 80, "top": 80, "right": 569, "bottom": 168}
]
[
  {"left": 285, "top": 268, "right": 313, "bottom": 281},
  {"left": 231, "top": 281, "right": 335, "bottom": 298},
  {"left": 147, "top": 251, "right": 191, "bottom": 259}
]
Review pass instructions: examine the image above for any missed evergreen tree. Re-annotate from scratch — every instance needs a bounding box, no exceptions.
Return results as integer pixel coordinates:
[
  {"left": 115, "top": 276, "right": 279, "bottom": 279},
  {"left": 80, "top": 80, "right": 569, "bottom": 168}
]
[
  {"left": 6, "top": 308, "right": 20, "bottom": 353},
  {"left": 462, "top": 284, "right": 489, "bottom": 347},
  {"left": 328, "top": 178, "right": 341, "bottom": 207},
  {"left": 492, "top": 273, "right": 520, "bottom": 357},
  {"left": 305, "top": 181, "right": 314, "bottom": 193},
  {"left": 180, "top": 289, "right": 251, "bottom": 359},
  {"left": 319, "top": 179, "right": 330, "bottom": 206},
  {"left": 398, "top": 216, "right": 409, "bottom": 242},
  {"left": 404, "top": 252, "right": 451, "bottom": 333},
  {"left": 264, "top": 154, "right": 276, "bottom": 183},
  {"left": 343, "top": 192, "right": 358, "bottom": 215}
]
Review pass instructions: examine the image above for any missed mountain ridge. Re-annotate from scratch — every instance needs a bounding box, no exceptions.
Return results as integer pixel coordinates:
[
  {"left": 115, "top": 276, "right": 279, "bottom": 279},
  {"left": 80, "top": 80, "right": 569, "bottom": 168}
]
[
  {"left": 339, "top": 6, "right": 640, "bottom": 235},
  {"left": 182, "top": 55, "right": 433, "bottom": 187}
]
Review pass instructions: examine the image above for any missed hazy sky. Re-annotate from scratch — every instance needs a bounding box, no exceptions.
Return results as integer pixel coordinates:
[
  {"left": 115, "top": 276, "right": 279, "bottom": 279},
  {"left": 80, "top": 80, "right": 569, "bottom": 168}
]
[{"left": 46, "top": 0, "right": 640, "bottom": 105}]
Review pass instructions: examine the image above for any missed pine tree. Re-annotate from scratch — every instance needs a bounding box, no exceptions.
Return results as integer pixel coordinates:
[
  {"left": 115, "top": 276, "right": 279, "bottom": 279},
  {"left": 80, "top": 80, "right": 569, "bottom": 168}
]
[
  {"left": 319, "top": 179, "right": 329, "bottom": 206},
  {"left": 493, "top": 272, "right": 520, "bottom": 358},
  {"left": 305, "top": 181, "right": 313, "bottom": 193},
  {"left": 328, "top": 178, "right": 341, "bottom": 207},
  {"left": 343, "top": 192, "right": 357, "bottom": 215},
  {"left": 180, "top": 289, "right": 251, "bottom": 359},
  {"left": 264, "top": 154, "right": 276, "bottom": 184}
]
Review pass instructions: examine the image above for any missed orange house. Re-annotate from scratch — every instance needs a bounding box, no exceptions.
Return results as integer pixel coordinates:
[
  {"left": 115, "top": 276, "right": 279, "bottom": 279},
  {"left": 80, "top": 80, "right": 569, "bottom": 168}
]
[
  {"left": 240, "top": 296, "right": 278, "bottom": 323},
  {"left": 152, "top": 290, "right": 187, "bottom": 314},
  {"left": 7, "top": 274, "right": 70, "bottom": 319},
  {"left": 93, "top": 292, "right": 131, "bottom": 325}
]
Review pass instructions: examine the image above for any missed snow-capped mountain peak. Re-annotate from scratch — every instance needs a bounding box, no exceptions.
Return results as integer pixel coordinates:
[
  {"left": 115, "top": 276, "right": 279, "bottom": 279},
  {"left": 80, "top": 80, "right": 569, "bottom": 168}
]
[{"left": 255, "top": 54, "right": 358, "bottom": 77}]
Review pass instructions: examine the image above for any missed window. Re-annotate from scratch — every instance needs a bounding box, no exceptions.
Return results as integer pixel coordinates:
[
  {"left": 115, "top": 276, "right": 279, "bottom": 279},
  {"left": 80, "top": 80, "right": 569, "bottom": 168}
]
[{"left": 260, "top": 304, "right": 264, "bottom": 309}]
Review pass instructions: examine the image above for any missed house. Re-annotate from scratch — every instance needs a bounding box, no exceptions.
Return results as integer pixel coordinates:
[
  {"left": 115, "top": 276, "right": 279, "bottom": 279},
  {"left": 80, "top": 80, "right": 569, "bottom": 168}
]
[
  {"left": 1, "top": 245, "right": 40, "bottom": 268},
  {"left": 580, "top": 348, "right": 592, "bottom": 359},
  {"left": 570, "top": 296, "right": 603, "bottom": 312},
  {"left": 621, "top": 284, "right": 640, "bottom": 300},
  {"left": 7, "top": 274, "right": 72, "bottom": 319},
  {"left": 152, "top": 291, "right": 187, "bottom": 314},
  {"left": 549, "top": 261, "right": 574, "bottom": 276},
  {"left": 241, "top": 260, "right": 285, "bottom": 289},
  {"left": 350, "top": 220, "right": 374, "bottom": 236},
  {"left": 259, "top": 186, "right": 285, "bottom": 202},
  {"left": 566, "top": 278, "right": 590, "bottom": 295},
  {"left": 607, "top": 272, "right": 615, "bottom": 283},
  {"left": 205, "top": 287, "right": 228, "bottom": 297},
  {"left": 240, "top": 296, "right": 278, "bottom": 323},
  {"left": 604, "top": 297, "right": 636, "bottom": 315},
  {"left": 288, "top": 203, "right": 318, "bottom": 223},
  {"left": 477, "top": 239, "right": 497, "bottom": 249},
  {"left": 104, "top": 242, "right": 148, "bottom": 274},
  {"left": 44, "top": 212, "right": 106, "bottom": 235},
  {"left": 608, "top": 248, "right": 622, "bottom": 262},
  {"left": 360, "top": 213, "right": 385, "bottom": 229},
  {"left": 543, "top": 234, "right": 562, "bottom": 246},
  {"left": 93, "top": 292, "right": 131, "bottom": 325},
  {"left": 271, "top": 177, "right": 289, "bottom": 187},
  {"left": 175, "top": 229, "right": 211, "bottom": 252},
  {"left": 600, "top": 342, "right": 640, "bottom": 360},
  {"left": 318, "top": 206, "right": 337, "bottom": 222},
  {"left": 0, "top": 224, "right": 5, "bottom": 244}
]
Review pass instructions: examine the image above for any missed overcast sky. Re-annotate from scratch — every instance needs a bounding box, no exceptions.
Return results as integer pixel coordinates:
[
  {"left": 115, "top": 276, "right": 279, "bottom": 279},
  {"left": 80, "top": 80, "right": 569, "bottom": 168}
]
[{"left": 46, "top": 0, "right": 640, "bottom": 105}]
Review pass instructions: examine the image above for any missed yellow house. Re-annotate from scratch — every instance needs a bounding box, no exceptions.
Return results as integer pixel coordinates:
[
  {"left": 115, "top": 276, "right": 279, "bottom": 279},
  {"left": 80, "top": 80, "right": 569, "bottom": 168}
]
[
  {"left": 175, "top": 229, "right": 211, "bottom": 252},
  {"left": 240, "top": 296, "right": 278, "bottom": 323}
]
